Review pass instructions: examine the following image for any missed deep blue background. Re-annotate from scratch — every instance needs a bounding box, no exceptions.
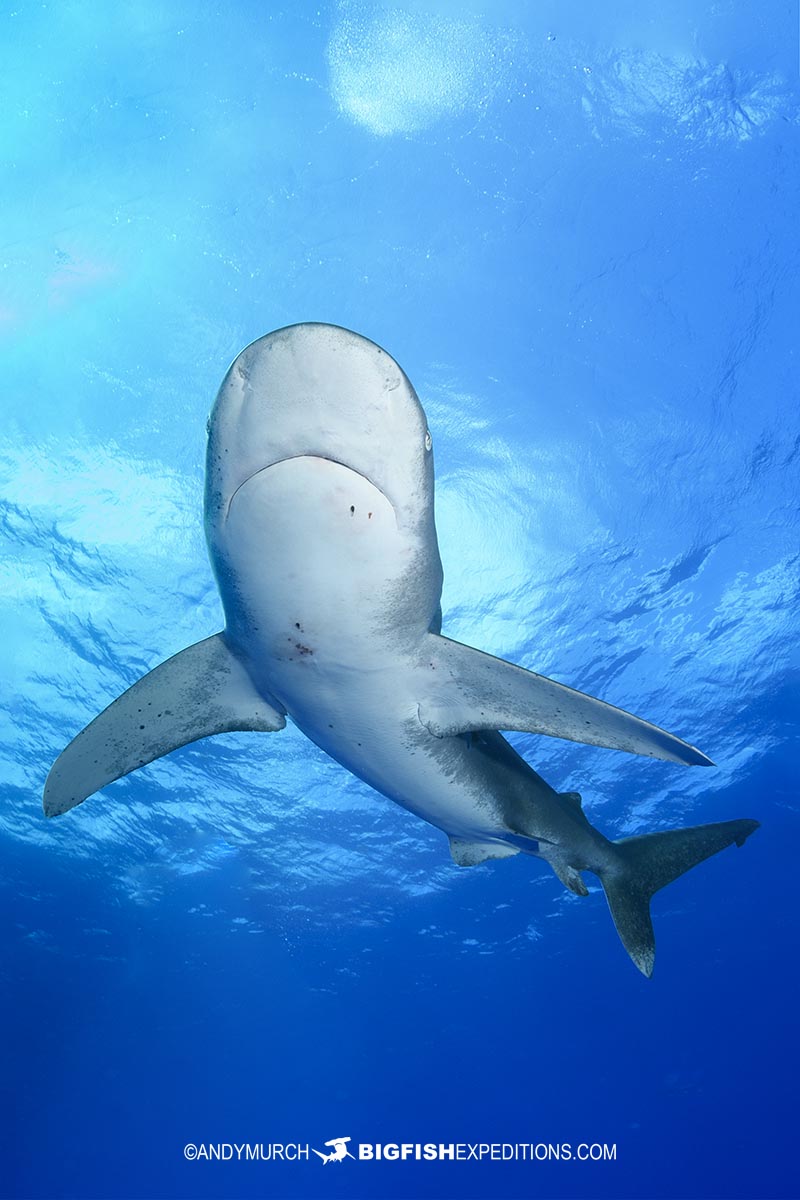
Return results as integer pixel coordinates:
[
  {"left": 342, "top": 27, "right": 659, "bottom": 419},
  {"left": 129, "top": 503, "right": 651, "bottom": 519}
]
[{"left": 2, "top": 4, "right": 798, "bottom": 1198}]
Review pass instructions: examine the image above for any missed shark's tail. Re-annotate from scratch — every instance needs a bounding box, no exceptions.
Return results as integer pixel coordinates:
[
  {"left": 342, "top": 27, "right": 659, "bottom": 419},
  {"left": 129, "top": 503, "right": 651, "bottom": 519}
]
[{"left": 598, "top": 818, "right": 759, "bottom": 977}]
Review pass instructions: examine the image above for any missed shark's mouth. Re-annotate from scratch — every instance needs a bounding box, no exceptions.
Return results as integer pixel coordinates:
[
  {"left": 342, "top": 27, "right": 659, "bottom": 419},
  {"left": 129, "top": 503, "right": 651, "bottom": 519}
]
[{"left": 225, "top": 454, "right": 392, "bottom": 519}]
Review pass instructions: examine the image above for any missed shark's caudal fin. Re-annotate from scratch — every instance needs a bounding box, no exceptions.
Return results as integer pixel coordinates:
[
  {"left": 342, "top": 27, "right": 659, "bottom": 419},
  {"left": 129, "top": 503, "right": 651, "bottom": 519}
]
[
  {"left": 43, "top": 634, "right": 285, "bottom": 817},
  {"left": 599, "top": 818, "right": 759, "bottom": 977}
]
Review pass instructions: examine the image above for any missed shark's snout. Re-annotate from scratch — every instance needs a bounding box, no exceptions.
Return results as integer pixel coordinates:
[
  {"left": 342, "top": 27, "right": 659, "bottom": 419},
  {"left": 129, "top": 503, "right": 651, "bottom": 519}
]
[{"left": 205, "top": 322, "right": 434, "bottom": 540}]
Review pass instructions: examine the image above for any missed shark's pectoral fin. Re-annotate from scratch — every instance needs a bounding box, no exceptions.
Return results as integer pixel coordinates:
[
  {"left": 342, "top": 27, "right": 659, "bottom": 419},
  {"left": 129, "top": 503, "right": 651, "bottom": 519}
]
[
  {"left": 43, "top": 633, "right": 285, "bottom": 817},
  {"left": 448, "top": 837, "right": 519, "bottom": 867},
  {"left": 417, "top": 634, "right": 713, "bottom": 767}
]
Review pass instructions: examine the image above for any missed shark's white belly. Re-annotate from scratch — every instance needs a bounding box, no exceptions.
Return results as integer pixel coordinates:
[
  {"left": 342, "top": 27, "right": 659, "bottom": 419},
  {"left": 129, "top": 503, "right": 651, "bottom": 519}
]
[
  {"left": 219, "top": 454, "right": 495, "bottom": 837},
  {"left": 278, "top": 662, "right": 508, "bottom": 841},
  {"left": 221, "top": 455, "right": 435, "bottom": 666}
]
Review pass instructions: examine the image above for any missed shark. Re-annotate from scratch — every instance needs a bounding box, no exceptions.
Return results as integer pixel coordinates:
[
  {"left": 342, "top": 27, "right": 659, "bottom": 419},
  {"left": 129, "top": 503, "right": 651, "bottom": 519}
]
[{"left": 43, "top": 322, "right": 758, "bottom": 975}]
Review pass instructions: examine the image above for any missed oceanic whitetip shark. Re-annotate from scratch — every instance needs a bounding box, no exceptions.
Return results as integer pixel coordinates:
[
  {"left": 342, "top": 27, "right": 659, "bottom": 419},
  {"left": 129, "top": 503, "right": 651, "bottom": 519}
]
[{"left": 44, "top": 323, "right": 758, "bottom": 975}]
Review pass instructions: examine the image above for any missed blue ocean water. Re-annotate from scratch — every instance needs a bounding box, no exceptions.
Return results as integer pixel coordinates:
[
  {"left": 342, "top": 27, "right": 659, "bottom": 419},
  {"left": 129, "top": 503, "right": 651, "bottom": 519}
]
[{"left": 2, "top": 3, "right": 798, "bottom": 1198}]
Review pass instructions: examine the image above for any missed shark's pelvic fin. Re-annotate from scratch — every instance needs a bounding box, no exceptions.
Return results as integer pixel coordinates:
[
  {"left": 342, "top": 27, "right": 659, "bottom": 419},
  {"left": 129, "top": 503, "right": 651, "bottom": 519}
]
[
  {"left": 448, "top": 836, "right": 519, "bottom": 867},
  {"left": 43, "top": 633, "right": 285, "bottom": 817},
  {"left": 552, "top": 862, "right": 590, "bottom": 896},
  {"left": 417, "top": 634, "right": 714, "bottom": 767},
  {"left": 599, "top": 818, "right": 760, "bottom": 977}
]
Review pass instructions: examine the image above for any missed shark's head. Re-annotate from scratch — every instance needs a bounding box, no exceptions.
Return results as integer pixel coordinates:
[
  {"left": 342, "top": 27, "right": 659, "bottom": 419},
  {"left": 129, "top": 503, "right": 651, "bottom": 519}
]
[
  {"left": 205, "top": 323, "right": 435, "bottom": 535},
  {"left": 205, "top": 323, "right": 443, "bottom": 650}
]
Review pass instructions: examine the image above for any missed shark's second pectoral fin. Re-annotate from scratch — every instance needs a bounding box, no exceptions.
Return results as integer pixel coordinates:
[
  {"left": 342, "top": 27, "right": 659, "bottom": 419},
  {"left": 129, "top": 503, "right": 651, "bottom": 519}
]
[
  {"left": 44, "top": 633, "right": 285, "bottom": 817},
  {"left": 417, "top": 634, "right": 713, "bottom": 767}
]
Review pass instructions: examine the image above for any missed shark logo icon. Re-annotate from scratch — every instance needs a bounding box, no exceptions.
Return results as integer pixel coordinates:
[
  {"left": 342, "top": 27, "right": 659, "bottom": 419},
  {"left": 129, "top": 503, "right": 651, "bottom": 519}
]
[{"left": 313, "top": 1136, "right": 355, "bottom": 1164}]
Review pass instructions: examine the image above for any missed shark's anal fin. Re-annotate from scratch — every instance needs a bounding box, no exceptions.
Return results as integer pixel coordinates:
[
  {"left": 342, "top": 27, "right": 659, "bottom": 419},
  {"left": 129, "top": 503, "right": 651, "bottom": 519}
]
[
  {"left": 417, "top": 634, "right": 713, "bottom": 767},
  {"left": 43, "top": 633, "right": 285, "bottom": 817}
]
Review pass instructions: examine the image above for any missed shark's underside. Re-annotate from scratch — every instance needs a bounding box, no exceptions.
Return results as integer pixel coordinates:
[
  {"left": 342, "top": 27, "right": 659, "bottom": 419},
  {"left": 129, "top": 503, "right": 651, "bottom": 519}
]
[{"left": 43, "top": 323, "right": 758, "bottom": 975}]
